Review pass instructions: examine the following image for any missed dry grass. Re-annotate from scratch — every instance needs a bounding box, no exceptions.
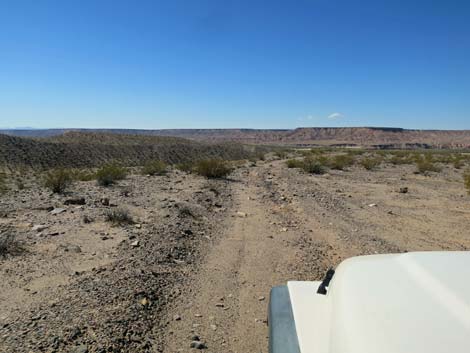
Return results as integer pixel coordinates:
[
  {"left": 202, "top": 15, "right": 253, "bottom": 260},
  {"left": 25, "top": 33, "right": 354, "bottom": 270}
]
[
  {"left": 360, "top": 156, "right": 382, "bottom": 171},
  {"left": 105, "top": 208, "right": 134, "bottom": 225},
  {"left": 0, "top": 231, "right": 24, "bottom": 258}
]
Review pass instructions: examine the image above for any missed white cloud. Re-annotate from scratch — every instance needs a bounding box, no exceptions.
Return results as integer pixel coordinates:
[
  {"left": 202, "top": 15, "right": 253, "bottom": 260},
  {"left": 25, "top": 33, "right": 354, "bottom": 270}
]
[{"left": 328, "top": 112, "right": 344, "bottom": 119}]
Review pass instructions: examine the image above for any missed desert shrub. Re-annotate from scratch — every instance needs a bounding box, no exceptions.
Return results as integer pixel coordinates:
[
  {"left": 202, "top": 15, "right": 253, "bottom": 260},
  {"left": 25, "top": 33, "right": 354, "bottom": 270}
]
[
  {"left": 0, "top": 173, "right": 7, "bottom": 194},
  {"left": 44, "top": 169, "right": 73, "bottom": 193},
  {"left": 175, "top": 162, "right": 195, "bottom": 173},
  {"left": 464, "top": 170, "right": 470, "bottom": 194},
  {"left": 71, "top": 169, "right": 96, "bottom": 182},
  {"left": 302, "top": 157, "right": 326, "bottom": 174},
  {"left": 105, "top": 208, "right": 134, "bottom": 225},
  {"left": 453, "top": 157, "right": 465, "bottom": 169},
  {"left": 141, "top": 160, "right": 167, "bottom": 176},
  {"left": 275, "top": 150, "right": 288, "bottom": 159},
  {"left": 389, "top": 155, "right": 414, "bottom": 165},
  {"left": 0, "top": 231, "right": 23, "bottom": 258},
  {"left": 329, "top": 154, "right": 355, "bottom": 170},
  {"left": 96, "top": 163, "right": 127, "bottom": 186},
  {"left": 415, "top": 158, "right": 441, "bottom": 174},
  {"left": 286, "top": 159, "right": 304, "bottom": 169},
  {"left": 195, "top": 159, "right": 232, "bottom": 179},
  {"left": 360, "top": 157, "right": 382, "bottom": 171}
]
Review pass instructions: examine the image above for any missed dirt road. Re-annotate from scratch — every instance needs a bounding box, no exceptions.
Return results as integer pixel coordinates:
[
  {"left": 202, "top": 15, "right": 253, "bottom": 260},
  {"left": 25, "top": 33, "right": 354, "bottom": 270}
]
[{"left": 163, "top": 160, "right": 470, "bottom": 353}]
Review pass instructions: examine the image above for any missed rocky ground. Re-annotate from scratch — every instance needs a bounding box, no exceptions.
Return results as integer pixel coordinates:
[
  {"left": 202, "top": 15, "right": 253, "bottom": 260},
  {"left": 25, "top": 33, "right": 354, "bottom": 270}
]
[{"left": 1, "top": 159, "right": 470, "bottom": 352}]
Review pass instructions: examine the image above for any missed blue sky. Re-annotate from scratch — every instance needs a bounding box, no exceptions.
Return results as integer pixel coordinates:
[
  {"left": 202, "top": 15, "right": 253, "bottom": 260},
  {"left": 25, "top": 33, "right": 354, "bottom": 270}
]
[{"left": 0, "top": 0, "right": 469, "bottom": 129}]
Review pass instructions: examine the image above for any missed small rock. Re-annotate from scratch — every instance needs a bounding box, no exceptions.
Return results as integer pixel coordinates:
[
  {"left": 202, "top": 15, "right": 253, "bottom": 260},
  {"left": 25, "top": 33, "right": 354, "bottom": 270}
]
[
  {"left": 32, "top": 225, "right": 48, "bottom": 232},
  {"left": 100, "top": 198, "right": 110, "bottom": 206},
  {"left": 173, "top": 314, "right": 181, "bottom": 321},
  {"left": 399, "top": 187, "right": 409, "bottom": 194},
  {"left": 258, "top": 296, "right": 266, "bottom": 301},
  {"left": 236, "top": 211, "right": 247, "bottom": 218},
  {"left": 368, "top": 203, "right": 377, "bottom": 208},
  {"left": 135, "top": 224, "right": 142, "bottom": 229},
  {"left": 210, "top": 324, "right": 217, "bottom": 331},
  {"left": 190, "top": 341, "right": 206, "bottom": 349},
  {"left": 191, "top": 335, "right": 200, "bottom": 341},
  {"left": 130, "top": 240, "right": 140, "bottom": 248},
  {"left": 50, "top": 208, "right": 66, "bottom": 215},
  {"left": 280, "top": 227, "right": 288, "bottom": 232},
  {"left": 215, "top": 303, "right": 224, "bottom": 308},
  {"left": 71, "top": 345, "right": 88, "bottom": 353}
]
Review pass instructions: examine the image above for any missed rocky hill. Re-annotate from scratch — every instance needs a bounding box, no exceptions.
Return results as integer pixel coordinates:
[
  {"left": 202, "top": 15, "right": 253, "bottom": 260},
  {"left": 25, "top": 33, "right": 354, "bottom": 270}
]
[
  {"left": 0, "top": 132, "right": 254, "bottom": 169},
  {"left": 2, "top": 127, "right": 470, "bottom": 148}
]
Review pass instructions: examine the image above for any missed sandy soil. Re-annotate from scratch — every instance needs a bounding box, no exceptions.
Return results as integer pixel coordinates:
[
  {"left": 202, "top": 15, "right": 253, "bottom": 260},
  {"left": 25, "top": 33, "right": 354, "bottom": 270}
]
[{"left": 1, "top": 159, "right": 470, "bottom": 352}]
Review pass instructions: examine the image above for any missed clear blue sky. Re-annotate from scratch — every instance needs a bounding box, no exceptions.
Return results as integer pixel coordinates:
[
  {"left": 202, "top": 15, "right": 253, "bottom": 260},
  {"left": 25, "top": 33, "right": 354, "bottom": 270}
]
[{"left": 1, "top": 0, "right": 469, "bottom": 130}]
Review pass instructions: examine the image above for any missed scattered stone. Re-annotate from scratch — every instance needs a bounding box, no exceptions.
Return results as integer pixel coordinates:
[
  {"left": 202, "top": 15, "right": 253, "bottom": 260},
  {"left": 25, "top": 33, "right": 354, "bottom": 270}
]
[
  {"left": 258, "top": 296, "right": 265, "bottom": 301},
  {"left": 135, "top": 224, "right": 142, "bottom": 229},
  {"left": 236, "top": 211, "right": 247, "bottom": 218},
  {"left": 100, "top": 198, "right": 110, "bottom": 206},
  {"left": 215, "top": 303, "right": 225, "bottom": 308},
  {"left": 50, "top": 208, "right": 66, "bottom": 215},
  {"left": 83, "top": 215, "right": 93, "bottom": 224},
  {"left": 399, "top": 187, "right": 409, "bottom": 194},
  {"left": 191, "top": 335, "right": 200, "bottom": 341},
  {"left": 173, "top": 314, "right": 182, "bottom": 321},
  {"left": 280, "top": 227, "right": 288, "bottom": 232},
  {"left": 368, "top": 203, "right": 377, "bottom": 208}
]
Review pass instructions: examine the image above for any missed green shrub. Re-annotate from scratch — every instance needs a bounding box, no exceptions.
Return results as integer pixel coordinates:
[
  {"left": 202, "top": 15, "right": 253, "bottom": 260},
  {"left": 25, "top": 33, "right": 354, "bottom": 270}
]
[
  {"left": 141, "top": 160, "right": 167, "bottom": 176},
  {"left": 286, "top": 159, "right": 304, "bottom": 169},
  {"left": 105, "top": 208, "right": 134, "bottom": 225},
  {"left": 329, "top": 154, "right": 355, "bottom": 170},
  {"left": 416, "top": 159, "right": 441, "bottom": 174},
  {"left": 464, "top": 170, "right": 470, "bottom": 194},
  {"left": 96, "top": 163, "right": 127, "bottom": 186},
  {"left": 175, "top": 162, "right": 194, "bottom": 173},
  {"left": 302, "top": 157, "right": 326, "bottom": 174},
  {"left": 360, "top": 157, "right": 382, "bottom": 171},
  {"left": 70, "top": 169, "right": 96, "bottom": 182},
  {"left": 195, "top": 159, "right": 232, "bottom": 179},
  {"left": 44, "top": 169, "right": 73, "bottom": 193},
  {"left": 0, "top": 173, "right": 7, "bottom": 194},
  {"left": 275, "top": 150, "right": 288, "bottom": 159}
]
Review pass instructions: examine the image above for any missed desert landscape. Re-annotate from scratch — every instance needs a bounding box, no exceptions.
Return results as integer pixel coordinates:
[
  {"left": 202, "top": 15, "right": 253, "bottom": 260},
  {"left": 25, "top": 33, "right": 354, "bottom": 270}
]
[{"left": 1, "top": 132, "right": 470, "bottom": 352}]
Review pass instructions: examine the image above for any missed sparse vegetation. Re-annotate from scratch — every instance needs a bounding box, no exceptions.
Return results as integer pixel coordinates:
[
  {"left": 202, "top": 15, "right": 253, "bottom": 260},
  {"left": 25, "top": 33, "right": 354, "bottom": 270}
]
[
  {"left": 302, "top": 157, "right": 326, "bottom": 174},
  {"left": 96, "top": 163, "right": 127, "bottom": 186},
  {"left": 175, "top": 161, "right": 194, "bottom": 173},
  {"left": 360, "top": 156, "right": 382, "bottom": 170},
  {"left": 141, "top": 160, "right": 167, "bottom": 176},
  {"left": 0, "top": 231, "right": 23, "bottom": 258},
  {"left": 415, "top": 158, "right": 441, "bottom": 174},
  {"left": 286, "top": 159, "right": 304, "bottom": 168},
  {"left": 105, "top": 208, "right": 134, "bottom": 225},
  {"left": 44, "top": 168, "right": 73, "bottom": 193},
  {"left": 195, "top": 159, "right": 232, "bottom": 179},
  {"left": 0, "top": 172, "right": 7, "bottom": 194},
  {"left": 71, "top": 169, "right": 96, "bottom": 182},
  {"left": 329, "top": 154, "right": 355, "bottom": 170},
  {"left": 464, "top": 170, "right": 470, "bottom": 194}
]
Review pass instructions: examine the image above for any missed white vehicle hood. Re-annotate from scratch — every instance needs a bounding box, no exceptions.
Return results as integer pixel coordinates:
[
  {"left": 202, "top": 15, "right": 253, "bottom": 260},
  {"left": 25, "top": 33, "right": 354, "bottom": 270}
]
[{"left": 288, "top": 251, "right": 470, "bottom": 353}]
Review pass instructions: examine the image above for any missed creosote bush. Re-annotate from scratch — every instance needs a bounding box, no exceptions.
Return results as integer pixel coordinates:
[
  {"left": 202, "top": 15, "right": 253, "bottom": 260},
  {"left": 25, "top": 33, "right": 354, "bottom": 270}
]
[
  {"left": 302, "top": 157, "right": 326, "bottom": 174},
  {"left": 141, "top": 160, "right": 167, "bottom": 176},
  {"left": 360, "top": 157, "right": 382, "bottom": 171},
  {"left": 464, "top": 170, "right": 470, "bottom": 194},
  {"left": 44, "top": 168, "right": 73, "bottom": 193},
  {"left": 71, "top": 169, "right": 96, "bottom": 182},
  {"left": 195, "top": 159, "right": 232, "bottom": 179},
  {"left": 96, "top": 163, "right": 127, "bottom": 186},
  {"left": 175, "top": 162, "right": 195, "bottom": 173},
  {"left": 105, "top": 208, "right": 134, "bottom": 225},
  {"left": 0, "top": 173, "right": 7, "bottom": 194},
  {"left": 415, "top": 158, "right": 441, "bottom": 174},
  {"left": 329, "top": 154, "right": 355, "bottom": 170},
  {"left": 286, "top": 159, "right": 304, "bottom": 169}
]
